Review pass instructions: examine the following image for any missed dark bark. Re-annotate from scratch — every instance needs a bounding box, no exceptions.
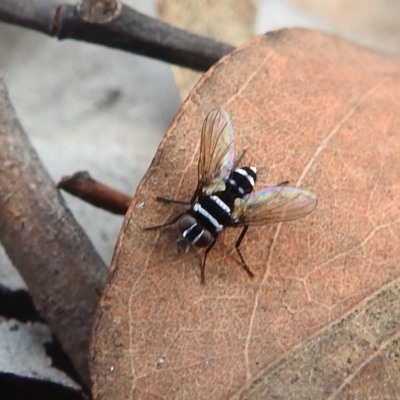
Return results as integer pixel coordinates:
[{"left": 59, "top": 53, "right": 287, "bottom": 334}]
[{"left": 0, "top": 78, "right": 107, "bottom": 391}]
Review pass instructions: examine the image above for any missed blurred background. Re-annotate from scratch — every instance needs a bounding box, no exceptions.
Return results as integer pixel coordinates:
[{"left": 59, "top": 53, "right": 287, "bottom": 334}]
[{"left": 0, "top": 0, "right": 400, "bottom": 388}]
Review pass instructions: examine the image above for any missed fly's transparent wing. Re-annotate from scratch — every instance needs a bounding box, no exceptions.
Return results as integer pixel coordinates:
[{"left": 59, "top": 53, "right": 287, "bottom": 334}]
[
  {"left": 231, "top": 186, "right": 317, "bottom": 226},
  {"left": 198, "top": 108, "right": 235, "bottom": 194}
]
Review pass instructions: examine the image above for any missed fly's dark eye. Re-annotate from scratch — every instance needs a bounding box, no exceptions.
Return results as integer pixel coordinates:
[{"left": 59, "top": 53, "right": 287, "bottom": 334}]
[
  {"left": 195, "top": 230, "right": 212, "bottom": 248},
  {"left": 178, "top": 215, "right": 197, "bottom": 234}
]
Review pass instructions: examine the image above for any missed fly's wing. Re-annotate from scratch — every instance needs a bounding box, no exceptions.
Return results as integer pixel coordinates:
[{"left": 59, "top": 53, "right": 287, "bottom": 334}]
[
  {"left": 231, "top": 186, "right": 317, "bottom": 226},
  {"left": 198, "top": 108, "right": 235, "bottom": 195}
]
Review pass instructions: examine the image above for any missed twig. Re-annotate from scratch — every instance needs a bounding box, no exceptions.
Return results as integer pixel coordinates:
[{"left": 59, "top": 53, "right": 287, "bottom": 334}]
[
  {"left": 58, "top": 171, "right": 132, "bottom": 215},
  {"left": 0, "top": 0, "right": 234, "bottom": 72},
  {"left": 0, "top": 77, "right": 107, "bottom": 391}
]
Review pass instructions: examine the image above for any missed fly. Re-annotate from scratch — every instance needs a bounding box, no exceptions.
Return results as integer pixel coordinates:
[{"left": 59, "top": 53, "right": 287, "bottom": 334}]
[{"left": 144, "top": 108, "right": 317, "bottom": 284}]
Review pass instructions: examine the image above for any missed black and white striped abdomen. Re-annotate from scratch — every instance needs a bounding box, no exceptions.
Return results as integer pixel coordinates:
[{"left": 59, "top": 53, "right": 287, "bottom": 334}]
[{"left": 226, "top": 166, "right": 257, "bottom": 198}]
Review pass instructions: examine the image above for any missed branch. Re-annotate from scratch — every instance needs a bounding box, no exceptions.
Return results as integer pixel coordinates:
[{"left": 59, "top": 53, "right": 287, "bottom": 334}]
[
  {"left": 58, "top": 171, "right": 132, "bottom": 215},
  {"left": 0, "top": 0, "right": 234, "bottom": 72},
  {"left": 0, "top": 77, "right": 107, "bottom": 391}
]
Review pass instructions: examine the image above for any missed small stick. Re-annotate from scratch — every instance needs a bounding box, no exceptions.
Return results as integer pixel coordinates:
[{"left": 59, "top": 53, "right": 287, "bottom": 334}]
[{"left": 58, "top": 171, "right": 132, "bottom": 215}]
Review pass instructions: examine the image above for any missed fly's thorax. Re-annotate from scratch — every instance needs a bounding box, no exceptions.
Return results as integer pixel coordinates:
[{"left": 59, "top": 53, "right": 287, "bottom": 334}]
[
  {"left": 203, "top": 179, "right": 226, "bottom": 196},
  {"left": 178, "top": 214, "right": 213, "bottom": 248},
  {"left": 226, "top": 166, "right": 257, "bottom": 198}
]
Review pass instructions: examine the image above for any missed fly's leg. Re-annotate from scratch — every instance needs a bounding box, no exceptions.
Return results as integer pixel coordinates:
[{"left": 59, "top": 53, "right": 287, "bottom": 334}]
[
  {"left": 201, "top": 235, "right": 218, "bottom": 284},
  {"left": 155, "top": 196, "right": 190, "bottom": 205},
  {"left": 189, "top": 187, "right": 202, "bottom": 204},
  {"left": 143, "top": 212, "right": 185, "bottom": 231},
  {"left": 235, "top": 226, "right": 254, "bottom": 278},
  {"left": 233, "top": 149, "right": 247, "bottom": 169},
  {"left": 276, "top": 180, "right": 289, "bottom": 187},
  {"left": 145, "top": 195, "right": 191, "bottom": 229}
]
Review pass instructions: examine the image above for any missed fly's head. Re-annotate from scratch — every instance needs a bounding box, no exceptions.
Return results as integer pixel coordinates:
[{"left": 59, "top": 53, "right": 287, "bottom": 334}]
[{"left": 178, "top": 214, "right": 213, "bottom": 248}]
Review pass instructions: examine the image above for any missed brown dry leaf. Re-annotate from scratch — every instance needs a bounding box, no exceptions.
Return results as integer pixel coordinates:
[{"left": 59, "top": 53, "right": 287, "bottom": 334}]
[
  {"left": 294, "top": 0, "right": 400, "bottom": 55},
  {"left": 90, "top": 29, "right": 400, "bottom": 400},
  {"left": 158, "top": 0, "right": 256, "bottom": 99}
]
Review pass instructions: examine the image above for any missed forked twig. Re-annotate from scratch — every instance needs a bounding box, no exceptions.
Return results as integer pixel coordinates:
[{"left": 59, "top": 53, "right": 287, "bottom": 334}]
[{"left": 0, "top": 0, "right": 234, "bottom": 71}]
